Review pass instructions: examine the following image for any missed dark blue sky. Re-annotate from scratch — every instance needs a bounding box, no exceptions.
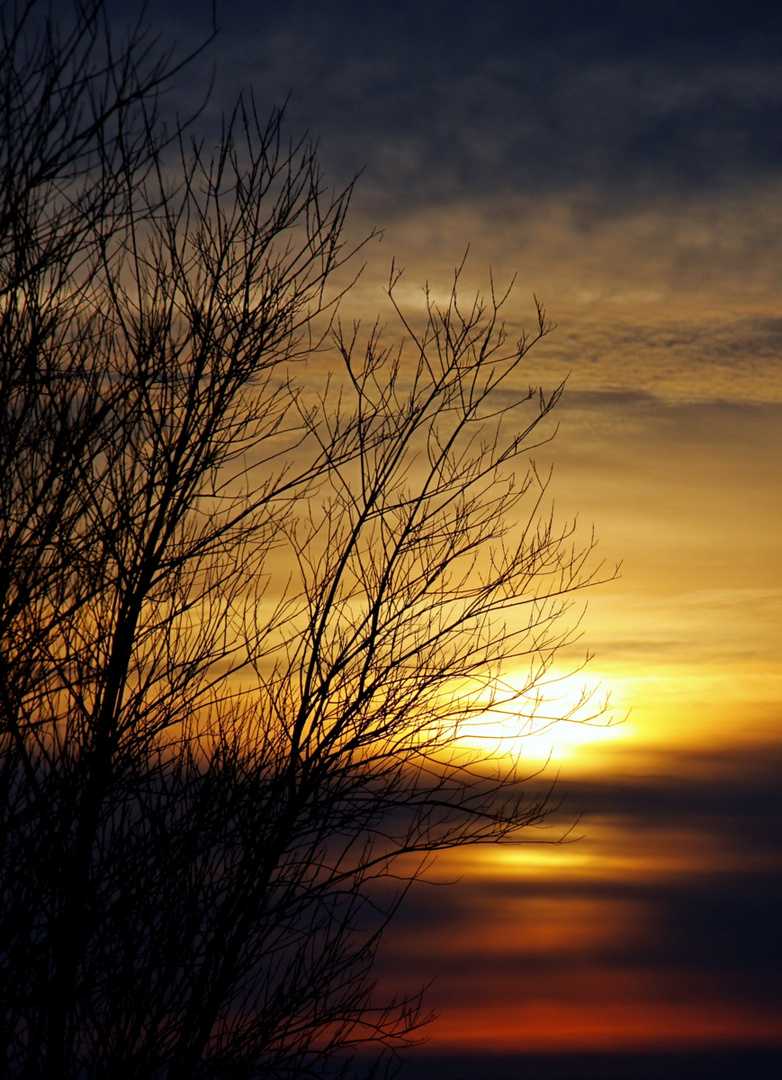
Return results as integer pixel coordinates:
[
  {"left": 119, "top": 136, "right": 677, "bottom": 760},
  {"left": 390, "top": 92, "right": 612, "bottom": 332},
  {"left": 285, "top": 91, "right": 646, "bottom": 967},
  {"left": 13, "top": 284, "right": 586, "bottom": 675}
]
[{"left": 154, "top": 0, "right": 782, "bottom": 215}]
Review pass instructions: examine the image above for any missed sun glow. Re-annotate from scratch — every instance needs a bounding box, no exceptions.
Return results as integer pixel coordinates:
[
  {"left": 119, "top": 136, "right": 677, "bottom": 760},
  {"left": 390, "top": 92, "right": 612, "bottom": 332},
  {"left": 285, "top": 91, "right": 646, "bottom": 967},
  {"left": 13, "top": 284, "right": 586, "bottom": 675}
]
[{"left": 456, "top": 667, "right": 630, "bottom": 764}]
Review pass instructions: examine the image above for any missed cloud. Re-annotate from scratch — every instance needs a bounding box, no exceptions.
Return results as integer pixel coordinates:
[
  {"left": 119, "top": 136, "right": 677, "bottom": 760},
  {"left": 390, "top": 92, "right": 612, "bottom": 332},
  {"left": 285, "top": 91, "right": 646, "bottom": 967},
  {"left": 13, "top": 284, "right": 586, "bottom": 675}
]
[
  {"left": 157, "top": 0, "right": 782, "bottom": 211},
  {"left": 374, "top": 738, "right": 782, "bottom": 1045}
]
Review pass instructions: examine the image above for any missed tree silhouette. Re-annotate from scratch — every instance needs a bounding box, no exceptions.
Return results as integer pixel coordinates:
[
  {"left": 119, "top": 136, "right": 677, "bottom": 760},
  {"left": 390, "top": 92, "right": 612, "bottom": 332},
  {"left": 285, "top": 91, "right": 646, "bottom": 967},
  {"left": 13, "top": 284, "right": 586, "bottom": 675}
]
[{"left": 0, "top": 2, "right": 609, "bottom": 1077}]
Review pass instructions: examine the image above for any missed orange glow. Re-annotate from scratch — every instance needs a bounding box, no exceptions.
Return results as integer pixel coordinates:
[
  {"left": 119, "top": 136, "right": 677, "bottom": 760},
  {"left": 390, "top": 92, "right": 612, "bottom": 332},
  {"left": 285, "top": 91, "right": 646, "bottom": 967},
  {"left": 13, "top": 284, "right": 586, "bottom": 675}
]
[{"left": 425, "top": 1000, "right": 782, "bottom": 1052}]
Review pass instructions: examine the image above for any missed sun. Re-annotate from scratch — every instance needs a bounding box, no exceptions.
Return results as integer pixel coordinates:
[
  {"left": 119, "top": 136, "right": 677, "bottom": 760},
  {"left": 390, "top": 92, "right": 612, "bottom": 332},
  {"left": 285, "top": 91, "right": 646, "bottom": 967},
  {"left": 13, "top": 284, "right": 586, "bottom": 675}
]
[{"left": 455, "top": 666, "right": 630, "bottom": 765}]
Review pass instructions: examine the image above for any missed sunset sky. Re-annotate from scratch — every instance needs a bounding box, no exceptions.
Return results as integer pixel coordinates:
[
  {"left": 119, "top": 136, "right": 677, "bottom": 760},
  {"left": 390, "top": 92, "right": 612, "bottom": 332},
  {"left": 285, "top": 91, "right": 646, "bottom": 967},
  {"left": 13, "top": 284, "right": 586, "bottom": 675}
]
[{"left": 140, "top": 1, "right": 781, "bottom": 1075}]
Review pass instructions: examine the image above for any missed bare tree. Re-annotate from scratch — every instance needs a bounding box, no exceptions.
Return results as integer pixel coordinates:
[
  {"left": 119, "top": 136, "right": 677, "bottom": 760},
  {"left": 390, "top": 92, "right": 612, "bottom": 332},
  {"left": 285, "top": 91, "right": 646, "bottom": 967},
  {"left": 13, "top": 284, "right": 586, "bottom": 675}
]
[{"left": 0, "top": 2, "right": 609, "bottom": 1077}]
